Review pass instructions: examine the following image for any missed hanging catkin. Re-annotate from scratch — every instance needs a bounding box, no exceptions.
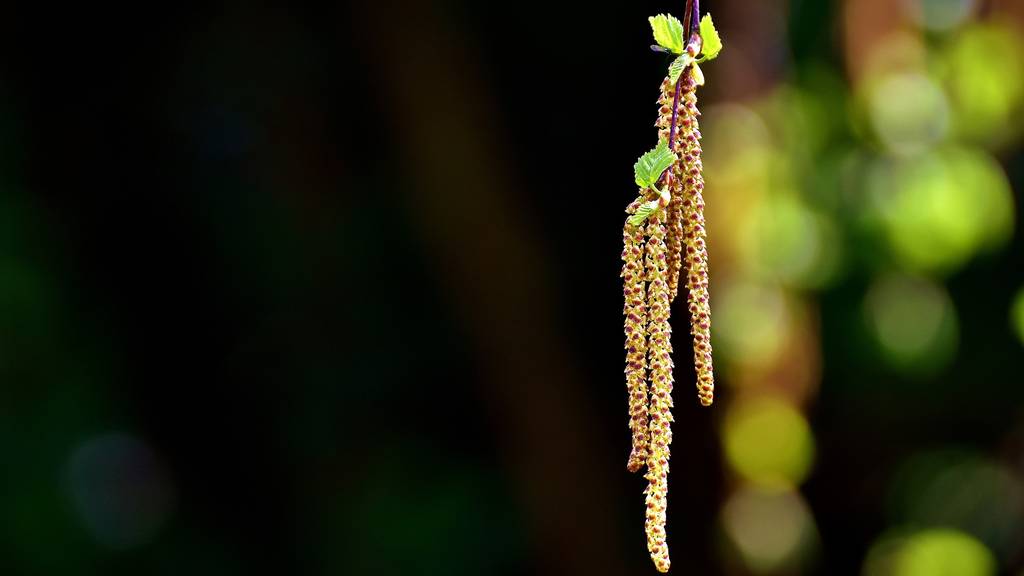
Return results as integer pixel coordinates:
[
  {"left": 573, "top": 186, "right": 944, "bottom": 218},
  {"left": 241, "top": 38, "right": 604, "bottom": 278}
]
[
  {"left": 678, "top": 70, "right": 715, "bottom": 407},
  {"left": 643, "top": 211, "right": 674, "bottom": 573},
  {"left": 657, "top": 78, "right": 686, "bottom": 303},
  {"left": 623, "top": 201, "right": 650, "bottom": 473}
]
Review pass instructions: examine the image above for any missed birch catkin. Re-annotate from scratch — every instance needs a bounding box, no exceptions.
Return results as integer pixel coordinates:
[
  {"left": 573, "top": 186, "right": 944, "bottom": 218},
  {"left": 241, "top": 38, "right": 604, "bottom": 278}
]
[
  {"left": 679, "top": 70, "right": 715, "bottom": 407},
  {"left": 643, "top": 211, "right": 674, "bottom": 573},
  {"left": 657, "top": 78, "right": 686, "bottom": 303},
  {"left": 623, "top": 202, "right": 650, "bottom": 473}
]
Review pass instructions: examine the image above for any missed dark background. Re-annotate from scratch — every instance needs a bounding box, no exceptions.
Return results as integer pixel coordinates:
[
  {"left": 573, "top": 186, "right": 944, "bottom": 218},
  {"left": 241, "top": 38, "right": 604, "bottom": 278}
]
[{"left": 2, "top": 0, "right": 1023, "bottom": 575}]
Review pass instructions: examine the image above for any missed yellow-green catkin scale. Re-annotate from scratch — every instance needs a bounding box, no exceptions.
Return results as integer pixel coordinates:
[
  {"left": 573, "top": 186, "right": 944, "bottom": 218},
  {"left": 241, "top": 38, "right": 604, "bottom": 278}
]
[
  {"left": 622, "top": 200, "right": 650, "bottom": 473},
  {"left": 679, "top": 68, "right": 715, "bottom": 407},
  {"left": 656, "top": 78, "right": 686, "bottom": 303},
  {"left": 643, "top": 211, "right": 674, "bottom": 573}
]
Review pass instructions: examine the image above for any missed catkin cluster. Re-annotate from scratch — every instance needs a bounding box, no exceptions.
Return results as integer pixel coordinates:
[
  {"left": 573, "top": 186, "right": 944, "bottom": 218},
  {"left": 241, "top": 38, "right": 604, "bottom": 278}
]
[{"left": 621, "top": 62, "right": 713, "bottom": 573}]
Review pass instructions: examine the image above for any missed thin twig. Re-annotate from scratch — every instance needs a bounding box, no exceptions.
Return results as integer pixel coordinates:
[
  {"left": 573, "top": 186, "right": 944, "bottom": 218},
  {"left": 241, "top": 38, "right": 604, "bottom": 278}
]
[{"left": 682, "top": 0, "right": 693, "bottom": 38}]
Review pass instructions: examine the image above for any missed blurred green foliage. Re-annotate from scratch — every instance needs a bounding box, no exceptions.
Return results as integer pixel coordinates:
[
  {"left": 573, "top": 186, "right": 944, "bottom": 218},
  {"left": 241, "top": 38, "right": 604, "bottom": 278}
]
[
  {"left": 721, "top": 487, "right": 819, "bottom": 575},
  {"left": 862, "top": 273, "right": 959, "bottom": 375},
  {"left": 864, "top": 528, "right": 997, "bottom": 576},
  {"left": 722, "top": 397, "right": 814, "bottom": 488},
  {"left": 703, "top": 7, "right": 1024, "bottom": 575}
]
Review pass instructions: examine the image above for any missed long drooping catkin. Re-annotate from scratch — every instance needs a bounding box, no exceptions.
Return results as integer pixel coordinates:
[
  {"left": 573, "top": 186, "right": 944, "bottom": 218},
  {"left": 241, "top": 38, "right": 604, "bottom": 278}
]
[
  {"left": 622, "top": 201, "right": 650, "bottom": 473},
  {"left": 643, "top": 211, "right": 674, "bottom": 573},
  {"left": 678, "top": 71, "right": 715, "bottom": 406},
  {"left": 657, "top": 78, "right": 686, "bottom": 303}
]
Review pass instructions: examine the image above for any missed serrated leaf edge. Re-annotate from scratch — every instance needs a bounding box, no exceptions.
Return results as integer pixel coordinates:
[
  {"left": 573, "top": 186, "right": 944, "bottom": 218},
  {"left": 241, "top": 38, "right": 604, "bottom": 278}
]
[
  {"left": 633, "top": 141, "right": 677, "bottom": 189},
  {"left": 627, "top": 200, "right": 661, "bottom": 227},
  {"left": 668, "top": 54, "right": 694, "bottom": 84},
  {"left": 697, "top": 13, "right": 723, "bottom": 62},
  {"left": 648, "top": 14, "right": 685, "bottom": 55}
]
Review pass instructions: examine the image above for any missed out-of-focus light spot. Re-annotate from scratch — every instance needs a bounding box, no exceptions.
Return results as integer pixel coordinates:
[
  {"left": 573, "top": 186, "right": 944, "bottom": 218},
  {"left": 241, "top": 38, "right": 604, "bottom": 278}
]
[
  {"left": 944, "top": 24, "right": 1024, "bottom": 145},
  {"left": 763, "top": 86, "right": 834, "bottom": 159},
  {"left": 739, "top": 194, "right": 844, "bottom": 290},
  {"left": 868, "top": 72, "right": 950, "bottom": 154},
  {"left": 865, "top": 147, "right": 1014, "bottom": 274},
  {"left": 1012, "top": 288, "right": 1024, "bottom": 346},
  {"left": 863, "top": 529, "right": 997, "bottom": 576},
  {"left": 901, "top": 528, "right": 995, "bottom": 573},
  {"left": 861, "top": 33, "right": 929, "bottom": 82},
  {"left": 67, "top": 433, "right": 174, "bottom": 550},
  {"left": 702, "top": 104, "right": 772, "bottom": 190},
  {"left": 721, "top": 487, "right": 819, "bottom": 574},
  {"left": 888, "top": 450, "right": 1024, "bottom": 559},
  {"left": 863, "top": 273, "right": 958, "bottom": 374},
  {"left": 715, "top": 281, "right": 791, "bottom": 368},
  {"left": 903, "top": 0, "right": 978, "bottom": 31},
  {"left": 722, "top": 396, "right": 815, "bottom": 487}
]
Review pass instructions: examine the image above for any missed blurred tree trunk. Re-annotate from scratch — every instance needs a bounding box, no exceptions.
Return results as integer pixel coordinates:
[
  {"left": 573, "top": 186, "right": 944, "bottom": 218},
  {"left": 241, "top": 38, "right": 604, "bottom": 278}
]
[{"left": 351, "top": 1, "right": 627, "bottom": 574}]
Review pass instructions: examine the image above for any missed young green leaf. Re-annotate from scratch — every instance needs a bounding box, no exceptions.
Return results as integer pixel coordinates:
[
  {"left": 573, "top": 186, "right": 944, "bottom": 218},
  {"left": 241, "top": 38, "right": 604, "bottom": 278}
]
[
  {"left": 649, "top": 14, "right": 685, "bottom": 54},
  {"left": 634, "top": 141, "right": 677, "bottom": 189},
  {"left": 668, "top": 53, "right": 694, "bottom": 84},
  {"left": 628, "top": 200, "right": 660, "bottom": 227},
  {"left": 691, "top": 63, "right": 705, "bottom": 86},
  {"left": 698, "top": 14, "right": 723, "bottom": 62}
]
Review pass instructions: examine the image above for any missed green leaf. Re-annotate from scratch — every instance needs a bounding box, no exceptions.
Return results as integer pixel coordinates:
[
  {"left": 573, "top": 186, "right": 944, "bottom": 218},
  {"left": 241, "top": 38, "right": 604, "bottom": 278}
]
[
  {"left": 668, "top": 53, "right": 693, "bottom": 84},
  {"left": 649, "top": 14, "right": 685, "bottom": 54},
  {"left": 691, "top": 63, "right": 705, "bottom": 86},
  {"left": 698, "top": 14, "right": 723, "bottom": 61},
  {"left": 628, "top": 200, "right": 660, "bottom": 227},
  {"left": 633, "top": 141, "right": 677, "bottom": 189}
]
